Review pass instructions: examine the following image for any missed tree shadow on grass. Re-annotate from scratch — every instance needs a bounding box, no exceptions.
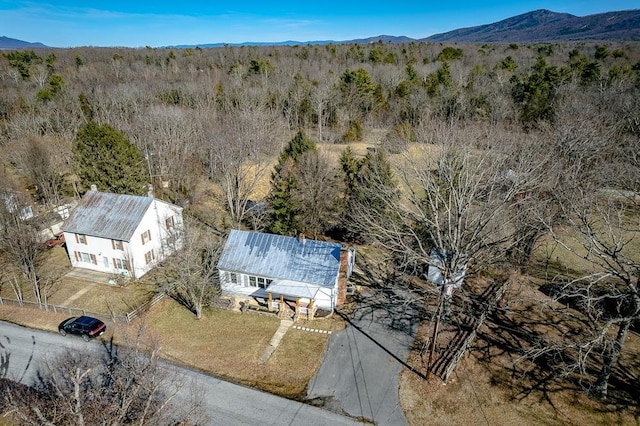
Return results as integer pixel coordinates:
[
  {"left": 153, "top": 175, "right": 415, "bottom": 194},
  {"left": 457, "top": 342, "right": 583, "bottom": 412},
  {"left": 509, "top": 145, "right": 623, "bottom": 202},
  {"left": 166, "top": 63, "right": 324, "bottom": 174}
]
[{"left": 472, "top": 299, "right": 639, "bottom": 417}]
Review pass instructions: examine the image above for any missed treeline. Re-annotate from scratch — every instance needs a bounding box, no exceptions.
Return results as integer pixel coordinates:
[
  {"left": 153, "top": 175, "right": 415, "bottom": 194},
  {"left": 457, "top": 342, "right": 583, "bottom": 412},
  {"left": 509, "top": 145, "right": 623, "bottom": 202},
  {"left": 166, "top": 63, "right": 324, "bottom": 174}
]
[{"left": 0, "top": 41, "right": 638, "bottom": 206}]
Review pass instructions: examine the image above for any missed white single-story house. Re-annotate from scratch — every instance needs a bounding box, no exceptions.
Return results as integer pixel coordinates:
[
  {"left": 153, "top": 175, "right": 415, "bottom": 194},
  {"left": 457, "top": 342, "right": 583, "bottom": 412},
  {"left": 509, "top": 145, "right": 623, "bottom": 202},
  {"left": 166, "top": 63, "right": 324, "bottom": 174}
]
[
  {"left": 62, "top": 188, "right": 184, "bottom": 279},
  {"left": 217, "top": 229, "right": 355, "bottom": 312}
]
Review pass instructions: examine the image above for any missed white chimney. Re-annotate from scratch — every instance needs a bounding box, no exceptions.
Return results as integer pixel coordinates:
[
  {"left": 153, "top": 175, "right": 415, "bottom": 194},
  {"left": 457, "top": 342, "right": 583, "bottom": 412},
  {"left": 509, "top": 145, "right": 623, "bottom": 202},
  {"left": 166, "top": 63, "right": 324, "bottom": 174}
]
[{"left": 90, "top": 184, "right": 97, "bottom": 191}]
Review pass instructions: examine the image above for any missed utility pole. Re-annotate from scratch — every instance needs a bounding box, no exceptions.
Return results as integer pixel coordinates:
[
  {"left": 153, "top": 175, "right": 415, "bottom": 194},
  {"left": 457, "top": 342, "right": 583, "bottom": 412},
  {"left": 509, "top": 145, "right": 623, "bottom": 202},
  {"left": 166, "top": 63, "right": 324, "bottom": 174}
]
[{"left": 426, "top": 288, "right": 444, "bottom": 379}]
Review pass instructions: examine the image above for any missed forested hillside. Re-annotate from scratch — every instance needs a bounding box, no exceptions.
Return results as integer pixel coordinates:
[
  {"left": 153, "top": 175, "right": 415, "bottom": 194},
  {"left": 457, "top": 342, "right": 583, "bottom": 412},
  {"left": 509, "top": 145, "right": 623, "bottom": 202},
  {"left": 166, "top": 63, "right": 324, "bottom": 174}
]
[{"left": 1, "top": 40, "right": 639, "bottom": 421}]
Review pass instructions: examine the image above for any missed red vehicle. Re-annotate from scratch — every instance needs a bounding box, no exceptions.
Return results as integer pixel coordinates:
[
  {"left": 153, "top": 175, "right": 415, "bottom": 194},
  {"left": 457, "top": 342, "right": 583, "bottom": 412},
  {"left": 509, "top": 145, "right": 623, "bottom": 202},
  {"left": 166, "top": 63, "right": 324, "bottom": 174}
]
[{"left": 45, "top": 232, "right": 65, "bottom": 248}]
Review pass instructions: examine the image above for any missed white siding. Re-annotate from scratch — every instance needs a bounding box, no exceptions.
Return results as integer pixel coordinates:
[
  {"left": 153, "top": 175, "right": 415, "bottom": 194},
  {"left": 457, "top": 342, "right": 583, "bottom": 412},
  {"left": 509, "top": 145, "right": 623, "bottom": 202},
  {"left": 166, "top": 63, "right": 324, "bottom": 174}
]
[
  {"left": 219, "top": 269, "right": 337, "bottom": 310},
  {"left": 64, "top": 233, "right": 134, "bottom": 277},
  {"left": 65, "top": 199, "right": 184, "bottom": 279}
]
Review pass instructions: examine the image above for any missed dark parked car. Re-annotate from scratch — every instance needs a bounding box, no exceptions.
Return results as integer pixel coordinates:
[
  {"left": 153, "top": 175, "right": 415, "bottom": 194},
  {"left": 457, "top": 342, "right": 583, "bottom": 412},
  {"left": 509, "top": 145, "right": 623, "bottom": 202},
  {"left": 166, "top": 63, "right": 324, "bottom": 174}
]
[{"left": 58, "top": 316, "right": 106, "bottom": 341}]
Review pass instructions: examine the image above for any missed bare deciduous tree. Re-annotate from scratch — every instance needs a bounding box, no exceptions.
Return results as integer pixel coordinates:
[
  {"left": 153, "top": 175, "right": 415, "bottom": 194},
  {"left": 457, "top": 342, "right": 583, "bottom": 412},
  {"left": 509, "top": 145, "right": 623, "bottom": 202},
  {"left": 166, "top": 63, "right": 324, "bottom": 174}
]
[
  {"left": 0, "top": 190, "right": 50, "bottom": 307},
  {"left": 10, "top": 136, "right": 64, "bottom": 206},
  {"left": 293, "top": 150, "right": 343, "bottom": 238},
  {"left": 156, "top": 220, "right": 223, "bottom": 319},
  {"left": 351, "top": 125, "right": 541, "bottom": 302},
  {"left": 536, "top": 186, "right": 639, "bottom": 398},
  {"left": 206, "top": 107, "right": 281, "bottom": 227},
  {"left": 1, "top": 325, "right": 207, "bottom": 425}
]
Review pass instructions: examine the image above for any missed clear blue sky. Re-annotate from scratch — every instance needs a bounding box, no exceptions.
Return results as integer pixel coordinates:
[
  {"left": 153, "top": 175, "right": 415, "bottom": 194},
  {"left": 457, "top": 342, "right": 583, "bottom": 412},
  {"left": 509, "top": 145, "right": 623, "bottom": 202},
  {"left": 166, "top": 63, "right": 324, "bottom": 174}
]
[{"left": 1, "top": 1, "right": 638, "bottom": 48}]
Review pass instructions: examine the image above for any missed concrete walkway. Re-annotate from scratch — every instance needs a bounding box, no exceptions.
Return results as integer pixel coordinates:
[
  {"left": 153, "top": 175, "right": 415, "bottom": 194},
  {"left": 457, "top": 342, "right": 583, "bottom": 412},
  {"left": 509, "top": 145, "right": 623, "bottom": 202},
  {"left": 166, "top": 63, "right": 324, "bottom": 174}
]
[
  {"left": 258, "top": 319, "right": 293, "bottom": 364},
  {"left": 60, "top": 283, "right": 96, "bottom": 306}
]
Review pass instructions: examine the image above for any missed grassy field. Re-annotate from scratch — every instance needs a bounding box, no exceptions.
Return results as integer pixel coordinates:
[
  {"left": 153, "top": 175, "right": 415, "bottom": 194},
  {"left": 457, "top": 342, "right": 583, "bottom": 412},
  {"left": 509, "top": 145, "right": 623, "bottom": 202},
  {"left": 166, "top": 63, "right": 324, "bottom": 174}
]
[{"left": 140, "top": 298, "right": 344, "bottom": 397}]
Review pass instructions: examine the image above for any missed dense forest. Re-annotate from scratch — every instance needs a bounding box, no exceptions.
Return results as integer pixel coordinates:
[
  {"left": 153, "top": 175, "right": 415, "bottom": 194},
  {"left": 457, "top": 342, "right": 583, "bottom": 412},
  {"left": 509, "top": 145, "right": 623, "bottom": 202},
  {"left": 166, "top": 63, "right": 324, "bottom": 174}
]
[{"left": 1, "top": 39, "right": 639, "bottom": 415}]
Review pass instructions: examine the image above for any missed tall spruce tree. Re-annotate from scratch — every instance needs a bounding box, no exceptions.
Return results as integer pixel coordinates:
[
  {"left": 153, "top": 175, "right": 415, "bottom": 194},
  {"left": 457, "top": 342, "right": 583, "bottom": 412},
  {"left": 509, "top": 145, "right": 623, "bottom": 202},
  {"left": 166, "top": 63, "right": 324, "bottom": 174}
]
[
  {"left": 268, "top": 130, "right": 316, "bottom": 235},
  {"left": 73, "top": 122, "right": 148, "bottom": 195},
  {"left": 339, "top": 147, "right": 398, "bottom": 242}
]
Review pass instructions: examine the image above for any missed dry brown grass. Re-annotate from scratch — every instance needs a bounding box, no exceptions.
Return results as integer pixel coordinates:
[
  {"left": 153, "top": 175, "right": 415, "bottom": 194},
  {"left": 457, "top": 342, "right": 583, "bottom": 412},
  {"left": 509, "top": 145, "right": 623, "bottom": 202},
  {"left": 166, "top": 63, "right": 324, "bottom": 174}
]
[
  {"left": 0, "top": 246, "right": 157, "bottom": 315},
  {"left": 399, "top": 277, "right": 640, "bottom": 426},
  {"left": 134, "top": 298, "right": 342, "bottom": 399},
  {"left": 0, "top": 295, "right": 342, "bottom": 400},
  {"left": 266, "top": 318, "right": 345, "bottom": 396}
]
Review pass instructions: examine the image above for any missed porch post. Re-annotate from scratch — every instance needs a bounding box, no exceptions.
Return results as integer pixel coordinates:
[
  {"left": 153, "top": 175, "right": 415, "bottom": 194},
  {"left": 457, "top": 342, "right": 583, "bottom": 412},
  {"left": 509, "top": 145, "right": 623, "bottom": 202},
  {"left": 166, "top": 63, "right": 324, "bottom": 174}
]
[
  {"left": 267, "top": 292, "right": 273, "bottom": 311},
  {"left": 308, "top": 299, "right": 314, "bottom": 320},
  {"left": 295, "top": 297, "right": 300, "bottom": 319},
  {"left": 279, "top": 294, "right": 284, "bottom": 318}
]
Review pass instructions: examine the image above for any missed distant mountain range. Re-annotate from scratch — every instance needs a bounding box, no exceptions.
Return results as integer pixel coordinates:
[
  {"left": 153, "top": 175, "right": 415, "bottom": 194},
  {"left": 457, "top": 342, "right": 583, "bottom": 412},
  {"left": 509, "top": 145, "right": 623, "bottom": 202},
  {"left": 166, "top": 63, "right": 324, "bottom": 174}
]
[
  {"left": 2, "top": 9, "right": 639, "bottom": 49},
  {"left": 424, "top": 9, "right": 640, "bottom": 43},
  {"left": 0, "top": 35, "right": 47, "bottom": 49}
]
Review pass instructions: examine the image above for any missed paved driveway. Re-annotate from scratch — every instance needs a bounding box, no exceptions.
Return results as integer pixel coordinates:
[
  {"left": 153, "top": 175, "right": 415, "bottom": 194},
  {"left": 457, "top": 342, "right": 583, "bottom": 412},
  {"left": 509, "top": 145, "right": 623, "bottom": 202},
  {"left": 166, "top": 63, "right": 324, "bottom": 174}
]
[{"left": 306, "top": 286, "right": 420, "bottom": 425}]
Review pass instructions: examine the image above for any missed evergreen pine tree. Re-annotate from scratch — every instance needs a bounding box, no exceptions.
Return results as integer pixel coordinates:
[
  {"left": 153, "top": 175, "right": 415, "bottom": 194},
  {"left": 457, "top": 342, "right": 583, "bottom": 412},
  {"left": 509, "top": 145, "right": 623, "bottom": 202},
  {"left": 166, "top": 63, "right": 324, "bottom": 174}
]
[
  {"left": 339, "top": 148, "right": 398, "bottom": 242},
  {"left": 72, "top": 122, "right": 148, "bottom": 195},
  {"left": 268, "top": 130, "right": 316, "bottom": 235}
]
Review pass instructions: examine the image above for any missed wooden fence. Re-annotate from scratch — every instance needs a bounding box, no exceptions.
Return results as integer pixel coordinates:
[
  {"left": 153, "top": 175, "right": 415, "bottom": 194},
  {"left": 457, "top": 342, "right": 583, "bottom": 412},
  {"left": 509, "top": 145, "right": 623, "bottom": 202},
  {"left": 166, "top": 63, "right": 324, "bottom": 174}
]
[
  {"left": 0, "top": 290, "right": 168, "bottom": 324},
  {"left": 430, "top": 278, "right": 510, "bottom": 382}
]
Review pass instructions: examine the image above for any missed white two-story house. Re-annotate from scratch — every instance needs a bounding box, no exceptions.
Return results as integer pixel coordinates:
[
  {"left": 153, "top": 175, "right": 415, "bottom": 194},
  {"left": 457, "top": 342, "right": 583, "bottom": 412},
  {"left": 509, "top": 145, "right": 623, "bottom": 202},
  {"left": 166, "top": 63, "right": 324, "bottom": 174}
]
[{"left": 62, "top": 188, "right": 184, "bottom": 279}]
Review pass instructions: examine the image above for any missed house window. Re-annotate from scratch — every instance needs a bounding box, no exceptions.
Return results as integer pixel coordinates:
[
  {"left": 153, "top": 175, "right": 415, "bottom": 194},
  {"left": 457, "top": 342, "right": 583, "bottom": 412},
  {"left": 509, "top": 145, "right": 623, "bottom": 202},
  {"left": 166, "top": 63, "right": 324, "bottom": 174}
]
[
  {"left": 248, "top": 276, "right": 268, "bottom": 288},
  {"left": 76, "top": 234, "right": 87, "bottom": 244},
  {"left": 144, "top": 249, "right": 155, "bottom": 265},
  {"left": 113, "top": 258, "right": 127, "bottom": 270},
  {"left": 165, "top": 216, "right": 175, "bottom": 230},
  {"left": 75, "top": 251, "right": 97, "bottom": 265},
  {"left": 141, "top": 230, "right": 151, "bottom": 244},
  {"left": 167, "top": 232, "right": 177, "bottom": 246},
  {"left": 229, "top": 272, "right": 237, "bottom": 284},
  {"left": 112, "top": 240, "right": 124, "bottom": 250}
]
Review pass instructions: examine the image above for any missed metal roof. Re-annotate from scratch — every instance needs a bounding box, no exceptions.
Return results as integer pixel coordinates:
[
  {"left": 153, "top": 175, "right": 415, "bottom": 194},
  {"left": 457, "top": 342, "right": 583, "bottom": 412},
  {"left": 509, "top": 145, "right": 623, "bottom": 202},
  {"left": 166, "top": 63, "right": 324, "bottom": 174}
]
[
  {"left": 217, "top": 230, "right": 341, "bottom": 287},
  {"left": 62, "top": 190, "right": 154, "bottom": 241}
]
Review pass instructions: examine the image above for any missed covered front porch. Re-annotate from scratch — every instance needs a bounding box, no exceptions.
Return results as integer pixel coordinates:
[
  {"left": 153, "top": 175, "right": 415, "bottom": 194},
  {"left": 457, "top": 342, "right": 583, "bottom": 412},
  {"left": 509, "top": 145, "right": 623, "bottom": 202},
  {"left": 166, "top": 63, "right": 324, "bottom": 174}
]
[{"left": 223, "top": 279, "right": 328, "bottom": 321}]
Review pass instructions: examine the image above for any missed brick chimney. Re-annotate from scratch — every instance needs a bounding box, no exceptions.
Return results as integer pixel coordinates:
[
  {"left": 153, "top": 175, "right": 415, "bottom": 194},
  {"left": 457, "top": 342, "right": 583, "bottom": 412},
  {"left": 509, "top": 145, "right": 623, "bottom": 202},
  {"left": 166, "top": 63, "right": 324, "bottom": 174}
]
[{"left": 337, "top": 246, "right": 349, "bottom": 306}]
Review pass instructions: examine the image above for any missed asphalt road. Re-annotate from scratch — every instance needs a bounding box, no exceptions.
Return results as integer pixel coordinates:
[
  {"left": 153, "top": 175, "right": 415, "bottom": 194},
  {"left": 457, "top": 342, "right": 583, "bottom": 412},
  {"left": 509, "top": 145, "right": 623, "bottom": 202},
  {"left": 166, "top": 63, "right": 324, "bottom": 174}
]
[{"left": 0, "top": 321, "right": 363, "bottom": 426}]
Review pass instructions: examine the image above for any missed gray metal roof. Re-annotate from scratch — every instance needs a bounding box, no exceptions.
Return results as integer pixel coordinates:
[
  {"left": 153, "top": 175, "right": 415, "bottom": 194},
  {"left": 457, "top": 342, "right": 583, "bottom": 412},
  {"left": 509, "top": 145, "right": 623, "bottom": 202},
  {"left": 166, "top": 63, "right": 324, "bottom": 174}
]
[
  {"left": 217, "top": 230, "right": 342, "bottom": 287},
  {"left": 62, "top": 191, "right": 154, "bottom": 241}
]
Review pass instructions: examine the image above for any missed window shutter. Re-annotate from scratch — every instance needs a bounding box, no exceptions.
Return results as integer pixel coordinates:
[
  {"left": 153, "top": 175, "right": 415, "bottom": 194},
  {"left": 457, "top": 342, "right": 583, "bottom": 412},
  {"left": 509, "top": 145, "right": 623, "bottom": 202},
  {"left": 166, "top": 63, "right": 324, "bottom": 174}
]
[
  {"left": 151, "top": 249, "right": 155, "bottom": 260},
  {"left": 112, "top": 258, "right": 116, "bottom": 268},
  {"left": 141, "top": 233, "right": 144, "bottom": 244},
  {"left": 74, "top": 251, "right": 79, "bottom": 261},
  {"left": 148, "top": 230, "right": 152, "bottom": 241},
  {"left": 111, "top": 240, "right": 115, "bottom": 249},
  {"left": 91, "top": 254, "right": 97, "bottom": 265},
  {"left": 75, "top": 234, "right": 79, "bottom": 244}
]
